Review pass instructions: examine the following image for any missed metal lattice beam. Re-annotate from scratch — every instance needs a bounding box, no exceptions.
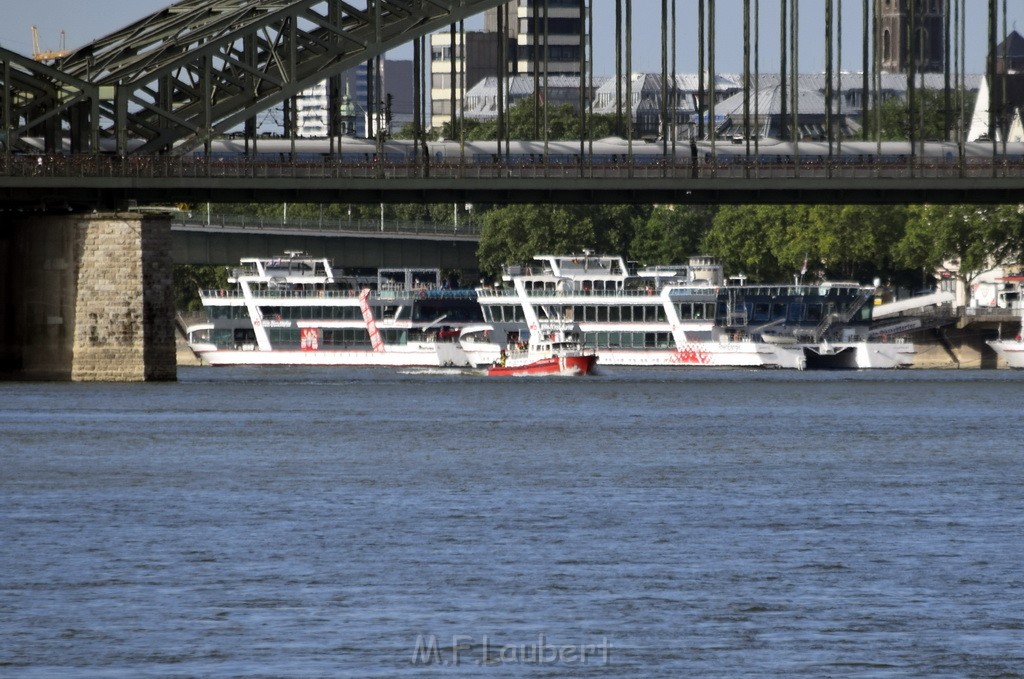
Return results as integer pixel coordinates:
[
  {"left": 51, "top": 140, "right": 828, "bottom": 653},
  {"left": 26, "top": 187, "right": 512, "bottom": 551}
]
[
  {"left": 17, "top": 0, "right": 509, "bottom": 155},
  {"left": 1, "top": 47, "right": 99, "bottom": 153}
]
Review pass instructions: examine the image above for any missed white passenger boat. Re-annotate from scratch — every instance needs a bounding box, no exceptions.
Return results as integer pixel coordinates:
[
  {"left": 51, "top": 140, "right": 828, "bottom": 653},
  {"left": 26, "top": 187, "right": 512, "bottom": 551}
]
[
  {"left": 184, "top": 252, "right": 482, "bottom": 367},
  {"left": 986, "top": 310, "right": 1024, "bottom": 368},
  {"left": 467, "top": 253, "right": 914, "bottom": 370}
]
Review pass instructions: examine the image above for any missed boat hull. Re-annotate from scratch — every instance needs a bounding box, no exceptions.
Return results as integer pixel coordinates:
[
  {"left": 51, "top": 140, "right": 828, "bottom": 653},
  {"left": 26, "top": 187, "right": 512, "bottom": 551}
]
[
  {"left": 577, "top": 343, "right": 805, "bottom": 369},
  {"left": 987, "top": 339, "right": 1024, "bottom": 368},
  {"left": 192, "top": 344, "right": 446, "bottom": 367},
  {"left": 487, "top": 354, "right": 597, "bottom": 377},
  {"left": 797, "top": 341, "right": 915, "bottom": 369}
]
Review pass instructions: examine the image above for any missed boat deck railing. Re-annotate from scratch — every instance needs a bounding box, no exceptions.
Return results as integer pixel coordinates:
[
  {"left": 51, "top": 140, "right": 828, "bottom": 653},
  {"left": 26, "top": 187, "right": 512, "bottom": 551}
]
[
  {"left": 478, "top": 287, "right": 700, "bottom": 299},
  {"left": 200, "top": 288, "right": 477, "bottom": 301}
]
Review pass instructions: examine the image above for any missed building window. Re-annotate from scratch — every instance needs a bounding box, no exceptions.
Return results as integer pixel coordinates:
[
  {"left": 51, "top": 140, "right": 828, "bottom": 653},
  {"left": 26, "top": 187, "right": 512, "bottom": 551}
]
[{"left": 882, "top": 30, "right": 891, "bottom": 63}]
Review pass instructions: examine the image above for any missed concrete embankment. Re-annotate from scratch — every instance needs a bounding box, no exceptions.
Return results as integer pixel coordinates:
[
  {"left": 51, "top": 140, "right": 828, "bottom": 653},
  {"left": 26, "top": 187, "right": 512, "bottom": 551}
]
[{"left": 906, "top": 326, "right": 1006, "bottom": 369}]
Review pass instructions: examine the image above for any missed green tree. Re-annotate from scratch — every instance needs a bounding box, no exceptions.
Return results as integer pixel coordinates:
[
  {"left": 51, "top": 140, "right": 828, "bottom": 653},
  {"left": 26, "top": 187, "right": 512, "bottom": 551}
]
[
  {"left": 778, "top": 205, "right": 909, "bottom": 283},
  {"left": 441, "top": 97, "right": 626, "bottom": 143},
  {"left": 476, "top": 204, "right": 645, "bottom": 278},
  {"left": 897, "top": 204, "right": 1024, "bottom": 301},
  {"left": 702, "top": 205, "right": 793, "bottom": 282},
  {"left": 703, "top": 204, "right": 913, "bottom": 285},
  {"left": 864, "top": 89, "right": 975, "bottom": 141},
  {"left": 630, "top": 205, "right": 716, "bottom": 265},
  {"left": 174, "top": 265, "right": 229, "bottom": 312}
]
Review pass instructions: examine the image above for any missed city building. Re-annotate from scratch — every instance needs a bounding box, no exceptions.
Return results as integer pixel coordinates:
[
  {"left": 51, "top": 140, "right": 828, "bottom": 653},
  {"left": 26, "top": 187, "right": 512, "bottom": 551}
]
[
  {"left": 462, "top": 74, "right": 609, "bottom": 121},
  {"left": 431, "top": 1, "right": 588, "bottom": 130},
  {"left": 996, "top": 30, "right": 1024, "bottom": 74},
  {"left": 294, "top": 60, "right": 414, "bottom": 139},
  {"left": 511, "top": 0, "right": 585, "bottom": 77},
  {"left": 879, "top": 0, "right": 945, "bottom": 74},
  {"left": 967, "top": 73, "right": 1024, "bottom": 143},
  {"left": 430, "top": 31, "right": 503, "bottom": 130},
  {"left": 592, "top": 73, "right": 734, "bottom": 140}
]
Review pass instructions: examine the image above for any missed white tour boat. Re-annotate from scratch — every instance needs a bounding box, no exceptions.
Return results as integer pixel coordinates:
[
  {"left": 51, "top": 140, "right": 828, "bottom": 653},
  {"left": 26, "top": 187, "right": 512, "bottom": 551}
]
[
  {"left": 462, "top": 253, "right": 914, "bottom": 370},
  {"left": 184, "top": 252, "right": 482, "bottom": 367}
]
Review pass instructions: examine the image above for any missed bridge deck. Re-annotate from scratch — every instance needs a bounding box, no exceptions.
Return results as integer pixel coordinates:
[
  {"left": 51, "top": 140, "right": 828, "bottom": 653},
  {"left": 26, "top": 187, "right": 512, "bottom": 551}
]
[{"left": 4, "top": 155, "right": 1024, "bottom": 208}]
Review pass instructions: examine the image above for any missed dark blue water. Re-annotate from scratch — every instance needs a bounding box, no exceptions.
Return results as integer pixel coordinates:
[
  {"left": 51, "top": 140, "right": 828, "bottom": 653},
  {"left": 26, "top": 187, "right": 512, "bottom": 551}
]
[{"left": 2, "top": 367, "right": 1023, "bottom": 678}]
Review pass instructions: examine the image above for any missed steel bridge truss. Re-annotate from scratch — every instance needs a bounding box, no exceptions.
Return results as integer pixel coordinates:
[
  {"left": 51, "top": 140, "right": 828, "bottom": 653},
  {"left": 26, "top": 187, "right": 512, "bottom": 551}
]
[
  {"left": 0, "top": 48, "right": 99, "bottom": 154},
  {"left": 2, "top": 0, "right": 506, "bottom": 156}
]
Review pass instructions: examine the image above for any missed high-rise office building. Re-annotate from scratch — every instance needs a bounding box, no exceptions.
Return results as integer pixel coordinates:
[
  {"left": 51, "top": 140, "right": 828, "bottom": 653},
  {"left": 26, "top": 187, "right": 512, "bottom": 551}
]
[
  {"left": 512, "top": 0, "right": 585, "bottom": 77},
  {"left": 432, "top": 1, "right": 587, "bottom": 130},
  {"left": 430, "top": 31, "right": 503, "bottom": 130}
]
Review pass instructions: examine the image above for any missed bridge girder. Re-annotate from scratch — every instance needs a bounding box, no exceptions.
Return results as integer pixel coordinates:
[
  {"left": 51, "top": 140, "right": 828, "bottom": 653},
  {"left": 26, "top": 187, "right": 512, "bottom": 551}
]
[
  {"left": 0, "top": 47, "right": 99, "bottom": 153},
  {"left": 3, "top": 0, "right": 508, "bottom": 156}
]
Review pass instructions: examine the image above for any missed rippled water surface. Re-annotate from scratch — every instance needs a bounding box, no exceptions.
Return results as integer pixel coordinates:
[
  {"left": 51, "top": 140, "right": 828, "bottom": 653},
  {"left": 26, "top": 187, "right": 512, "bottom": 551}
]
[{"left": 2, "top": 367, "right": 1023, "bottom": 677}]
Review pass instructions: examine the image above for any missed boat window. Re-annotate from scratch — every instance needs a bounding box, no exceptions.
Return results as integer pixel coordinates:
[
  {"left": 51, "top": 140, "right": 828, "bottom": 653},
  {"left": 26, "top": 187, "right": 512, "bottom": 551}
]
[
  {"left": 382, "top": 329, "right": 409, "bottom": 344},
  {"left": 772, "top": 302, "right": 787, "bottom": 320},
  {"left": 752, "top": 303, "right": 771, "bottom": 322},
  {"left": 806, "top": 304, "right": 823, "bottom": 322},
  {"left": 211, "top": 329, "right": 234, "bottom": 347},
  {"left": 788, "top": 303, "right": 804, "bottom": 323},
  {"left": 609, "top": 306, "right": 621, "bottom": 322},
  {"left": 323, "top": 328, "right": 371, "bottom": 347},
  {"left": 268, "top": 328, "right": 299, "bottom": 344},
  {"left": 233, "top": 328, "right": 257, "bottom": 345}
]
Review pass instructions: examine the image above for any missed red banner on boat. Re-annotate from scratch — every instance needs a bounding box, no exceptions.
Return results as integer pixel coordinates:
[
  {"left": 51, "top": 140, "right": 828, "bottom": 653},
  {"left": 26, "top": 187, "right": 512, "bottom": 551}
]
[{"left": 300, "top": 327, "right": 320, "bottom": 351}]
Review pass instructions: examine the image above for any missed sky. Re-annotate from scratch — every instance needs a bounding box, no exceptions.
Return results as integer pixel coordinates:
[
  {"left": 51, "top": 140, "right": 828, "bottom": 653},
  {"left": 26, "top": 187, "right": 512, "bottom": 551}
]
[{"left": 3, "top": 0, "right": 1021, "bottom": 76}]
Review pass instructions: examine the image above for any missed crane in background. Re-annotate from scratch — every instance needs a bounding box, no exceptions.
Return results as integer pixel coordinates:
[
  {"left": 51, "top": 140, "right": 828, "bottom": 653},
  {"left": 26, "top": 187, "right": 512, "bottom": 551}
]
[{"left": 31, "top": 26, "right": 71, "bottom": 61}]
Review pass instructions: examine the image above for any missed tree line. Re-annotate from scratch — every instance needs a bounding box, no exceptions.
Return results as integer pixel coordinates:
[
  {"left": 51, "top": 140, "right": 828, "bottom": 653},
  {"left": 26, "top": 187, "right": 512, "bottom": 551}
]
[{"left": 478, "top": 203, "right": 1024, "bottom": 293}]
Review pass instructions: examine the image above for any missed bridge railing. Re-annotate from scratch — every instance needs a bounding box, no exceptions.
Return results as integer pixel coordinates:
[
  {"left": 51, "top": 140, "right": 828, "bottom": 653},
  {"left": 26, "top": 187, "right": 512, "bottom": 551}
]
[
  {"left": 3, "top": 154, "right": 1024, "bottom": 181},
  {"left": 173, "top": 213, "right": 481, "bottom": 237}
]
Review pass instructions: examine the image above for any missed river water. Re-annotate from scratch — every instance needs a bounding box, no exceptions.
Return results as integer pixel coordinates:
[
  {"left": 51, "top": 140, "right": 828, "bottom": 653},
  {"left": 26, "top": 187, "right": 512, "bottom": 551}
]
[{"left": 2, "top": 367, "right": 1023, "bottom": 678}]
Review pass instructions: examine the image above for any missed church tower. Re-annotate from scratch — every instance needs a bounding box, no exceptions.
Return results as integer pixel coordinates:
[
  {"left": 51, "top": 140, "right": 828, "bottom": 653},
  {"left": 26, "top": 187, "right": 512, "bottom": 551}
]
[{"left": 879, "top": 0, "right": 945, "bottom": 74}]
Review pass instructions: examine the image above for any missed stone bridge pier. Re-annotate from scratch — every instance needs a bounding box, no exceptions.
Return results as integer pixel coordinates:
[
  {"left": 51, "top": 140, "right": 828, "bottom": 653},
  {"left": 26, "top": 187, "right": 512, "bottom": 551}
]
[{"left": 1, "top": 212, "right": 176, "bottom": 381}]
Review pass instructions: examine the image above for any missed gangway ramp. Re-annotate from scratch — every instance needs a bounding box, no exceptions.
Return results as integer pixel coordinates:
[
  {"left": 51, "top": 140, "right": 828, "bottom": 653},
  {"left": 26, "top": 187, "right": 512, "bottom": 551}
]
[{"left": 873, "top": 292, "right": 955, "bottom": 320}]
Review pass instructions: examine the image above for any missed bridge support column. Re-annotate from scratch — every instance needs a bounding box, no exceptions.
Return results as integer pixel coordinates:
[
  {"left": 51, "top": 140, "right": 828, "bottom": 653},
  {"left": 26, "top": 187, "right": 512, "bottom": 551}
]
[{"left": 1, "top": 212, "right": 176, "bottom": 381}]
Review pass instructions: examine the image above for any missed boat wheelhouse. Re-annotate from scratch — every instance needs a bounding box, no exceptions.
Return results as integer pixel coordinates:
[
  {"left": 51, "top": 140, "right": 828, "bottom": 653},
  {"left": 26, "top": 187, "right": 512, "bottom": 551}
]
[{"left": 184, "top": 253, "right": 482, "bottom": 366}]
